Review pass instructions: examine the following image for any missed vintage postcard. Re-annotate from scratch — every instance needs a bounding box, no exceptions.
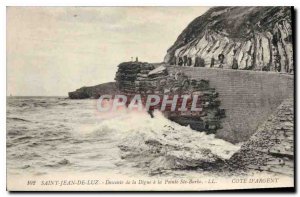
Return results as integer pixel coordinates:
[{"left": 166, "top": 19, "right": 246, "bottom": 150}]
[{"left": 7, "top": 6, "right": 294, "bottom": 191}]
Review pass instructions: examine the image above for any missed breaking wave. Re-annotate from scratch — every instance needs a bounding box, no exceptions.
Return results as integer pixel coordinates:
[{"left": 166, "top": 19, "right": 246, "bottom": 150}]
[
  {"left": 7, "top": 97, "right": 240, "bottom": 176},
  {"left": 85, "top": 110, "right": 241, "bottom": 174}
]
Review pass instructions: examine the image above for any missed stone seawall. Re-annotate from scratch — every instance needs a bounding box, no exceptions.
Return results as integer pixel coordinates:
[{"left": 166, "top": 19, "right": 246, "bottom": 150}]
[
  {"left": 168, "top": 66, "right": 294, "bottom": 143},
  {"left": 229, "top": 99, "right": 294, "bottom": 175}
]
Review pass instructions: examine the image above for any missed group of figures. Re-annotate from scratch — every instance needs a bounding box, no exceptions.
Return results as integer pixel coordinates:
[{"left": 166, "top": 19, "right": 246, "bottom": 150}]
[
  {"left": 171, "top": 53, "right": 292, "bottom": 73},
  {"left": 171, "top": 54, "right": 235, "bottom": 69}
]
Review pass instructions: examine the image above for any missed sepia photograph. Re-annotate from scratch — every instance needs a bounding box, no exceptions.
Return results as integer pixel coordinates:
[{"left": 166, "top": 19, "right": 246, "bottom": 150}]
[{"left": 6, "top": 5, "right": 295, "bottom": 191}]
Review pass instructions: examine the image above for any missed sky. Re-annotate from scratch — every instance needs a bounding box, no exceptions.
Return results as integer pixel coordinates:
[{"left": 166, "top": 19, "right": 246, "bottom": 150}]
[{"left": 7, "top": 7, "right": 209, "bottom": 96}]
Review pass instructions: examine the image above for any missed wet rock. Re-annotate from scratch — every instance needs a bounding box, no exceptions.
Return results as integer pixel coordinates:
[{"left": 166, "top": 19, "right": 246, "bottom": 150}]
[{"left": 115, "top": 61, "right": 225, "bottom": 134}]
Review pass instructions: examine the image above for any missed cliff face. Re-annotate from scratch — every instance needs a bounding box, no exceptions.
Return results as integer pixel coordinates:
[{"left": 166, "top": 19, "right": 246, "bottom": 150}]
[
  {"left": 68, "top": 82, "right": 118, "bottom": 99},
  {"left": 165, "top": 7, "right": 293, "bottom": 73}
]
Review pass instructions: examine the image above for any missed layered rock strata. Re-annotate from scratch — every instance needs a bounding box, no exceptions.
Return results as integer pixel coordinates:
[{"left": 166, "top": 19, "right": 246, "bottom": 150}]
[
  {"left": 115, "top": 62, "right": 156, "bottom": 93},
  {"left": 165, "top": 7, "right": 293, "bottom": 73},
  {"left": 115, "top": 62, "right": 225, "bottom": 134}
]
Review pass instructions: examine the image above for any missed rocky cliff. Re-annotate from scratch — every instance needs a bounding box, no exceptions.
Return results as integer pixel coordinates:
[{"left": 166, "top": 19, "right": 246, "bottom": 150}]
[
  {"left": 115, "top": 62, "right": 225, "bottom": 134},
  {"left": 165, "top": 7, "right": 293, "bottom": 73},
  {"left": 68, "top": 82, "right": 118, "bottom": 99}
]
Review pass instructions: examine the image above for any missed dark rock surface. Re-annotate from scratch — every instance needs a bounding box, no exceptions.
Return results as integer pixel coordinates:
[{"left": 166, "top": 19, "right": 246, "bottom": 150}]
[
  {"left": 68, "top": 82, "right": 118, "bottom": 99},
  {"left": 165, "top": 7, "right": 293, "bottom": 73},
  {"left": 115, "top": 61, "right": 156, "bottom": 93},
  {"left": 115, "top": 61, "right": 225, "bottom": 134}
]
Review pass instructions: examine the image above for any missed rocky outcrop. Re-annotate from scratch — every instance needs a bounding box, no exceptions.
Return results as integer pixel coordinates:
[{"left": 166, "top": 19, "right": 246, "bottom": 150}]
[
  {"left": 165, "top": 7, "right": 293, "bottom": 73},
  {"left": 115, "top": 61, "right": 225, "bottom": 134},
  {"left": 115, "top": 61, "right": 156, "bottom": 93},
  {"left": 229, "top": 99, "right": 294, "bottom": 175},
  {"left": 68, "top": 82, "right": 118, "bottom": 99}
]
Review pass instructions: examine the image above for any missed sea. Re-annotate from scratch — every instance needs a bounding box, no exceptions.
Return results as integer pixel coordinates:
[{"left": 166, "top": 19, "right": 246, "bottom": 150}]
[{"left": 7, "top": 96, "right": 240, "bottom": 178}]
